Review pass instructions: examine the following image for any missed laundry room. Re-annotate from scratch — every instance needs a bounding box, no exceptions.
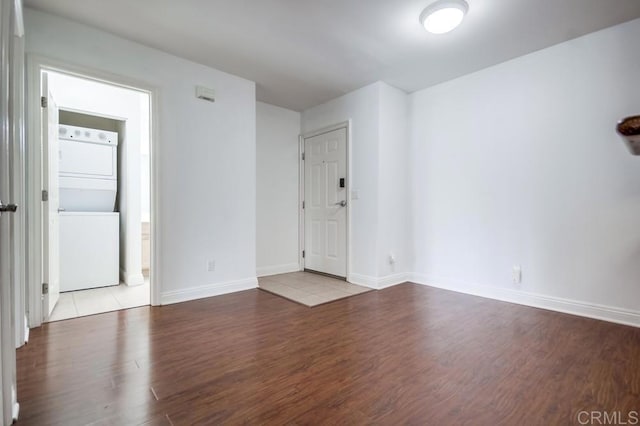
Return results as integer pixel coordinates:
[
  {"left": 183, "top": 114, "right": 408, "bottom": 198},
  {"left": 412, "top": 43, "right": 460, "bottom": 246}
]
[{"left": 45, "top": 70, "right": 152, "bottom": 321}]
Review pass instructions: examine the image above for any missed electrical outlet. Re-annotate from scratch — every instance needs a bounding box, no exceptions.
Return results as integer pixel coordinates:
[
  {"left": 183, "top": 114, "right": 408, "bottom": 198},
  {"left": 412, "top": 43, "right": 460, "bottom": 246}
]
[
  {"left": 207, "top": 260, "right": 216, "bottom": 272},
  {"left": 512, "top": 265, "right": 522, "bottom": 285}
]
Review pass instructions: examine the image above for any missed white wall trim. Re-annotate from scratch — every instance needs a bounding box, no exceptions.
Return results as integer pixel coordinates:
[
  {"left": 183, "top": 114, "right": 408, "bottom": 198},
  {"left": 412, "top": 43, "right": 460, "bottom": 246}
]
[
  {"left": 349, "top": 272, "right": 410, "bottom": 290},
  {"left": 347, "top": 273, "right": 378, "bottom": 289},
  {"left": 23, "top": 316, "right": 28, "bottom": 344},
  {"left": 410, "top": 274, "right": 640, "bottom": 328},
  {"left": 257, "top": 263, "right": 300, "bottom": 278},
  {"left": 12, "top": 0, "right": 23, "bottom": 37},
  {"left": 160, "top": 277, "right": 258, "bottom": 305},
  {"left": 11, "top": 385, "right": 18, "bottom": 422},
  {"left": 119, "top": 267, "right": 145, "bottom": 287},
  {"left": 377, "top": 273, "right": 411, "bottom": 289},
  {"left": 11, "top": 10, "right": 27, "bottom": 350}
]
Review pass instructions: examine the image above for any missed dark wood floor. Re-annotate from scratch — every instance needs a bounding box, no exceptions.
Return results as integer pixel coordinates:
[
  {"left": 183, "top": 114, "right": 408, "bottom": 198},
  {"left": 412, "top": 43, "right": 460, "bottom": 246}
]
[{"left": 16, "top": 283, "right": 640, "bottom": 425}]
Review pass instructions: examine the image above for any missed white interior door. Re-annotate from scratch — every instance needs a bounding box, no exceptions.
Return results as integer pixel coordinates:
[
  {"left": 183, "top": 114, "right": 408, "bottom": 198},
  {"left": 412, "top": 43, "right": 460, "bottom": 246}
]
[
  {"left": 42, "top": 73, "right": 60, "bottom": 319},
  {"left": 304, "top": 127, "right": 347, "bottom": 277},
  {"left": 0, "top": 1, "right": 17, "bottom": 422}
]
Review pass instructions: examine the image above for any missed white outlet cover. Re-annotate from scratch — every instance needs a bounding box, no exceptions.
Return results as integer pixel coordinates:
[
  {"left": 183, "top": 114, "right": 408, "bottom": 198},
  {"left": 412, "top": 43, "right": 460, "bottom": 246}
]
[{"left": 512, "top": 266, "right": 522, "bottom": 284}]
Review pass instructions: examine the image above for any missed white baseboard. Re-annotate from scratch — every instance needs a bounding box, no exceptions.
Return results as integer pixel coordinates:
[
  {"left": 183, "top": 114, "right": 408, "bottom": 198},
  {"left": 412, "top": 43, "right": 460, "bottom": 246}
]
[
  {"left": 257, "top": 263, "right": 301, "bottom": 277},
  {"left": 410, "top": 274, "right": 640, "bottom": 328},
  {"left": 377, "top": 273, "right": 411, "bottom": 289},
  {"left": 348, "top": 273, "right": 379, "bottom": 289},
  {"left": 24, "top": 315, "right": 29, "bottom": 344},
  {"left": 160, "top": 277, "right": 258, "bottom": 305},
  {"left": 349, "top": 273, "right": 410, "bottom": 290},
  {"left": 120, "top": 268, "right": 145, "bottom": 286},
  {"left": 12, "top": 385, "right": 19, "bottom": 421},
  {"left": 151, "top": 267, "right": 640, "bottom": 328}
]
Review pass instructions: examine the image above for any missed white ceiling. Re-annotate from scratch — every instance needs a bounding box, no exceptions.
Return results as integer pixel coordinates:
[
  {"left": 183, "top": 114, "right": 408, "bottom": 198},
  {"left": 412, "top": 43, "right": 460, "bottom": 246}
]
[{"left": 25, "top": 0, "right": 640, "bottom": 111}]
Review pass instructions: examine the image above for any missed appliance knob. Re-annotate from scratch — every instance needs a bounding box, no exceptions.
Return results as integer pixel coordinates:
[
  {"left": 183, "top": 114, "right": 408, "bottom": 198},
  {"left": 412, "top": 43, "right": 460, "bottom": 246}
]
[{"left": 98, "top": 133, "right": 107, "bottom": 140}]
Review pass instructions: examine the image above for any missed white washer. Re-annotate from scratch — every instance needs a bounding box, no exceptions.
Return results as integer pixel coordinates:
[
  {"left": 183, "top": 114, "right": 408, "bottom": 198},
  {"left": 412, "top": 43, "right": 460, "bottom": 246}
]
[
  {"left": 58, "top": 124, "right": 120, "bottom": 291},
  {"left": 59, "top": 212, "right": 120, "bottom": 291}
]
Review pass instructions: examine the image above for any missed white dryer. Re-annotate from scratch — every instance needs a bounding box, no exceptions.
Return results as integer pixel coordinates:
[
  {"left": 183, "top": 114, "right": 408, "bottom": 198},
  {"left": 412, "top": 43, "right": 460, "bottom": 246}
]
[
  {"left": 58, "top": 124, "right": 118, "bottom": 212},
  {"left": 58, "top": 124, "right": 120, "bottom": 291}
]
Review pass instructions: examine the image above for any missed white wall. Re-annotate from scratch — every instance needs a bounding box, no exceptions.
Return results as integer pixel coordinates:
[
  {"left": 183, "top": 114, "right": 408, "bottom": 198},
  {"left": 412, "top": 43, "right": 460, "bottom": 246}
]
[
  {"left": 49, "top": 71, "right": 147, "bottom": 286},
  {"left": 25, "top": 8, "right": 257, "bottom": 303},
  {"left": 377, "top": 84, "right": 411, "bottom": 282},
  {"left": 256, "top": 101, "right": 300, "bottom": 276},
  {"left": 410, "top": 18, "right": 640, "bottom": 318}
]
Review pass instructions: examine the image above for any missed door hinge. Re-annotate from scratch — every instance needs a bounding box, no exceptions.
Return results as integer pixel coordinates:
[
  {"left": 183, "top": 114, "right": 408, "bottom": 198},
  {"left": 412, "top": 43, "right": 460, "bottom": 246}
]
[
  {"left": 302, "top": 250, "right": 305, "bottom": 258},
  {"left": 41, "top": 96, "right": 48, "bottom": 108},
  {"left": 302, "top": 200, "right": 305, "bottom": 209},
  {"left": 42, "top": 190, "right": 48, "bottom": 202},
  {"left": 42, "top": 283, "right": 49, "bottom": 294},
  {"left": 301, "top": 152, "right": 305, "bottom": 161}
]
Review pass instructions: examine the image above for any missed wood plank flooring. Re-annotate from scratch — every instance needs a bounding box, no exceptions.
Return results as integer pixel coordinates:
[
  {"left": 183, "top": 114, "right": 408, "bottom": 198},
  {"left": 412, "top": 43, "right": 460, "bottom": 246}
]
[{"left": 16, "top": 283, "right": 640, "bottom": 425}]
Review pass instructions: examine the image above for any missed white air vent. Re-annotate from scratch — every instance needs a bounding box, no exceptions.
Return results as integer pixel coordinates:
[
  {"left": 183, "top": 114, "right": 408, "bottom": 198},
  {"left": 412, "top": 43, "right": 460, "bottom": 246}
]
[{"left": 196, "top": 86, "right": 216, "bottom": 103}]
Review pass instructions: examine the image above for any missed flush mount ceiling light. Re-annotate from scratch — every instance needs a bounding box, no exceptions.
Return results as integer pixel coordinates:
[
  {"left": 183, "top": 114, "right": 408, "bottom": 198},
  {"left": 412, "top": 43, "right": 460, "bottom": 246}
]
[{"left": 420, "top": 0, "right": 469, "bottom": 34}]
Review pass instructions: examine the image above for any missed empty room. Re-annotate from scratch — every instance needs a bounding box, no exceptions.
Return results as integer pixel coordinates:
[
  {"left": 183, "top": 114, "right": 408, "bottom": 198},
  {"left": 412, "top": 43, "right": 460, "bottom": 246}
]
[{"left": 1, "top": 0, "right": 640, "bottom": 425}]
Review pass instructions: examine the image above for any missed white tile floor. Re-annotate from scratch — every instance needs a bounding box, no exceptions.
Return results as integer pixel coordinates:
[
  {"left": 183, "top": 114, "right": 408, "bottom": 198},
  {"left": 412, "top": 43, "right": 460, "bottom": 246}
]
[
  {"left": 48, "top": 278, "right": 150, "bottom": 322},
  {"left": 259, "top": 272, "right": 371, "bottom": 307}
]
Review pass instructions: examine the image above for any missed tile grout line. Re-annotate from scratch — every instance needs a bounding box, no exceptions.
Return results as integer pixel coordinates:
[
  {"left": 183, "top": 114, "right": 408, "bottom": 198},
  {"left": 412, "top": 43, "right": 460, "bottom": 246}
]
[
  {"left": 70, "top": 292, "right": 80, "bottom": 319},
  {"left": 278, "top": 280, "right": 353, "bottom": 298},
  {"left": 110, "top": 286, "right": 125, "bottom": 309},
  {"left": 263, "top": 281, "right": 325, "bottom": 302}
]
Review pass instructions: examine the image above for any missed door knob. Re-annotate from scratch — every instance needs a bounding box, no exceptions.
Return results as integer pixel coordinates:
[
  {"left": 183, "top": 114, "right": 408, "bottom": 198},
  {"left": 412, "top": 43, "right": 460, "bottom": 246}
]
[
  {"left": 0, "top": 201, "right": 18, "bottom": 213},
  {"left": 334, "top": 200, "right": 347, "bottom": 207}
]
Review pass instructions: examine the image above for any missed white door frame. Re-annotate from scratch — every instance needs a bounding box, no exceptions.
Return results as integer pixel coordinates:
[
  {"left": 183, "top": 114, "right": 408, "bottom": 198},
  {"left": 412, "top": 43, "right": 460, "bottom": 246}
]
[
  {"left": 1, "top": 0, "right": 22, "bottom": 422},
  {"left": 299, "top": 121, "right": 352, "bottom": 281},
  {"left": 25, "top": 54, "right": 162, "bottom": 327},
  {"left": 10, "top": 1, "right": 26, "bottom": 349}
]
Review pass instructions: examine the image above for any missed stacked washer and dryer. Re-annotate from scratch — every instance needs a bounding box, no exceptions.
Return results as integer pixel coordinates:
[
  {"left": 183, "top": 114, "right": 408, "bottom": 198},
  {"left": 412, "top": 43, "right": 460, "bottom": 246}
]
[{"left": 58, "top": 124, "right": 120, "bottom": 291}]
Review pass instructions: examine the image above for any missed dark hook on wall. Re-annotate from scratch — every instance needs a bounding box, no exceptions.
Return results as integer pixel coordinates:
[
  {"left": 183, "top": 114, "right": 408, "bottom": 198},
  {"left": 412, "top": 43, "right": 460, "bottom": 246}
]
[{"left": 617, "top": 115, "right": 640, "bottom": 155}]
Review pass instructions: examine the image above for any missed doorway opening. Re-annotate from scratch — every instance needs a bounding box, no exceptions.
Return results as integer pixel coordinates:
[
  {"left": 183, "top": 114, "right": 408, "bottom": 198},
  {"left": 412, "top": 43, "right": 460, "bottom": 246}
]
[
  {"left": 37, "top": 69, "right": 153, "bottom": 322},
  {"left": 300, "top": 122, "right": 350, "bottom": 279}
]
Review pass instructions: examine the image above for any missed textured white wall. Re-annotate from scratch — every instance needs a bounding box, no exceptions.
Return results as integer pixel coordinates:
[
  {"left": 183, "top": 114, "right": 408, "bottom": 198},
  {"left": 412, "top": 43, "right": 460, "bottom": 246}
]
[
  {"left": 410, "top": 18, "right": 640, "bottom": 312},
  {"left": 25, "top": 8, "right": 257, "bottom": 302},
  {"left": 377, "top": 84, "right": 410, "bottom": 280},
  {"left": 256, "top": 101, "right": 301, "bottom": 276}
]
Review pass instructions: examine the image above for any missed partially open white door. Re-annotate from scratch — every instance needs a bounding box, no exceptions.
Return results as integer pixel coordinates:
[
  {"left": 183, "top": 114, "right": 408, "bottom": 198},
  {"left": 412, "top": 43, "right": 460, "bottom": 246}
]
[
  {"left": 42, "top": 73, "right": 60, "bottom": 320},
  {"left": 304, "top": 127, "right": 348, "bottom": 277},
  {"left": 0, "top": 1, "right": 18, "bottom": 422}
]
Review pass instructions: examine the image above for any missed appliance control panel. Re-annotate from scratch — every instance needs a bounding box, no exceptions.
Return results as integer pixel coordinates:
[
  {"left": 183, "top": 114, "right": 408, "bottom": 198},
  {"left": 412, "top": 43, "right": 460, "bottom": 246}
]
[{"left": 58, "top": 124, "right": 118, "bottom": 146}]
